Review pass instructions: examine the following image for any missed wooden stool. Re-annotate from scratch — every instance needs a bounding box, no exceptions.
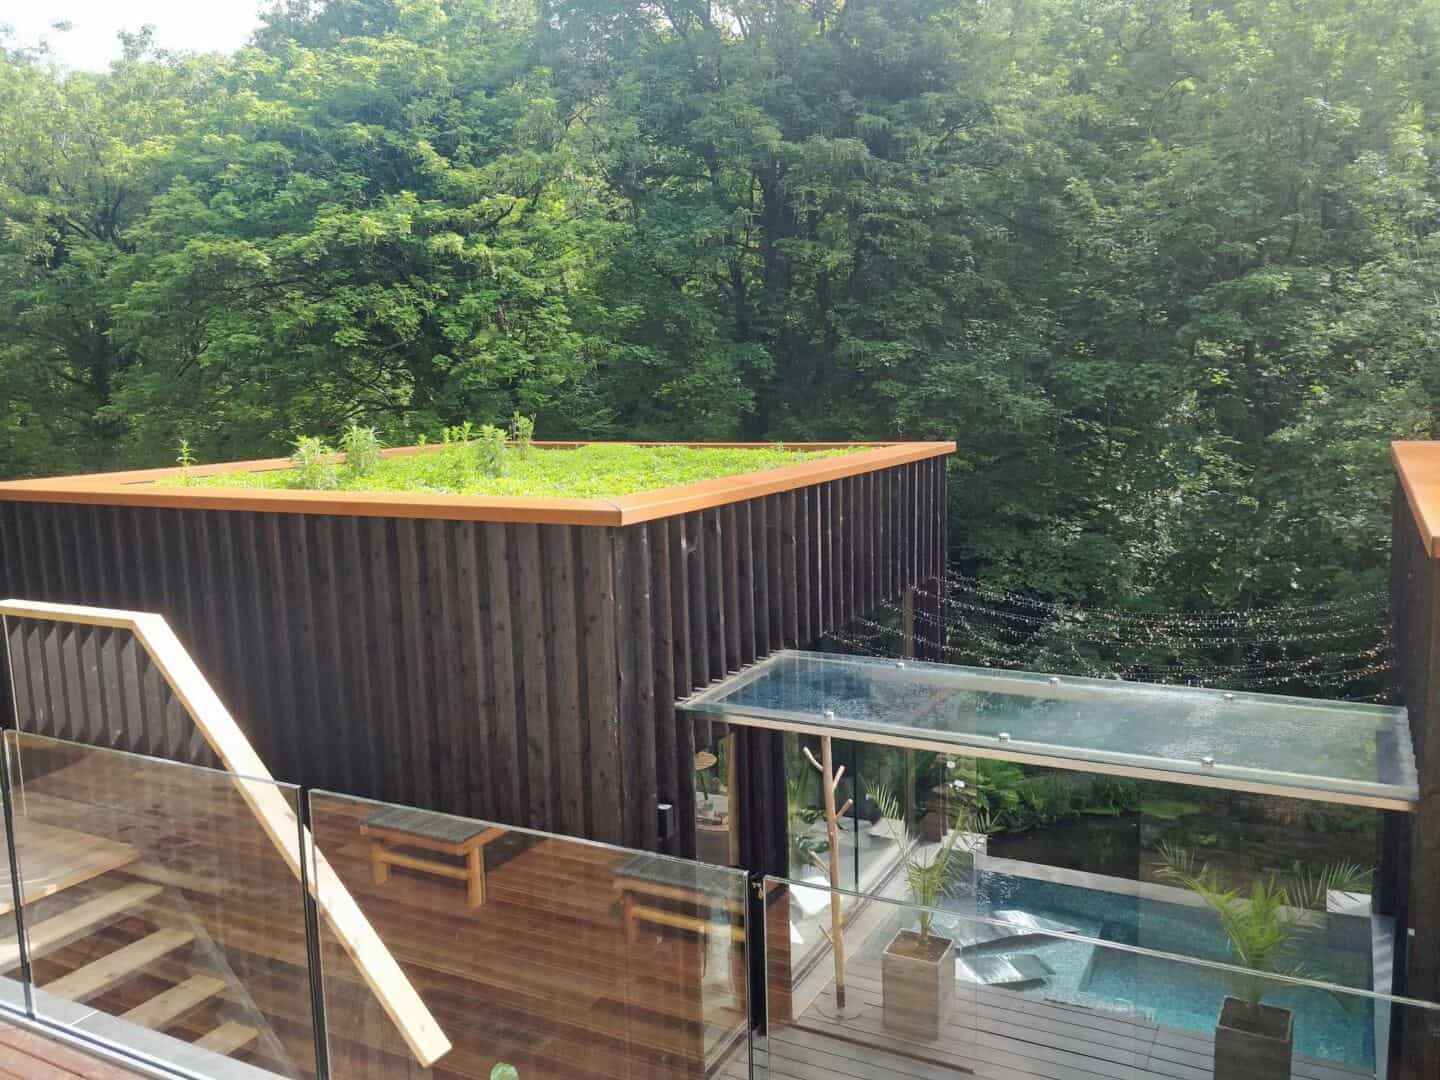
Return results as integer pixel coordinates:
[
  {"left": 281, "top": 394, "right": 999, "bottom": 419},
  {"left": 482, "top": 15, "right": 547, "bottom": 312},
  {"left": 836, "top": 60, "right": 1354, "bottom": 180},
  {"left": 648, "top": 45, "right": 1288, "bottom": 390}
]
[{"left": 361, "top": 807, "right": 506, "bottom": 909}]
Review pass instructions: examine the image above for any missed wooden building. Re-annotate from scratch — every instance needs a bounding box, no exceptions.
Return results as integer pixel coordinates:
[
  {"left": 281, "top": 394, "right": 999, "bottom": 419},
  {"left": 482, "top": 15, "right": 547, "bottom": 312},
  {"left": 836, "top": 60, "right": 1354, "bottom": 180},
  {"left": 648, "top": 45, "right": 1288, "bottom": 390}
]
[
  {"left": 1387, "top": 441, "right": 1440, "bottom": 1080},
  {"left": 0, "top": 441, "right": 952, "bottom": 854}
]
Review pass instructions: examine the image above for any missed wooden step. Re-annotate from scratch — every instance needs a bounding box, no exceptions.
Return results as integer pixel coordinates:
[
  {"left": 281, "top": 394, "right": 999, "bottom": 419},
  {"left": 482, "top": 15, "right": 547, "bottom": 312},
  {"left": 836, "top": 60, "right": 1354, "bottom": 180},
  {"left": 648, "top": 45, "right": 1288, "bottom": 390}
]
[
  {"left": 121, "top": 974, "right": 226, "bottom": 1030},
  {"left": 0, "top": 884, "right": 162, "bottom": 971},
  {"left": 194, "top": 1021, "right": 258, "bottom": 1056},
  {"left": 45, "top": 929, "right": 194, "bottom": 1003},
  {"left": 0, "top": 822, "right": 139, "bottom": 914}
]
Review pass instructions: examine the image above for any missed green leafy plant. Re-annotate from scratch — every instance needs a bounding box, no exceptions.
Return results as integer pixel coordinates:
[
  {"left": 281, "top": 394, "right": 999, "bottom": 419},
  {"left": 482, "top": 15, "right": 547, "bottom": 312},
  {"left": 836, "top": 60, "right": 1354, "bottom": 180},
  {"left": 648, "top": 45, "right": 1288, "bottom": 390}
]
[
  {"left": 971, "top": 759, "right": 1025, "bottom": 817},
  {"left": 431, "top": 422, "right": 487, "bottom": 489},
  {"left": 1138, "top": 796, "right": 1204, "bottom": 821},
  {"left": 1287, "top": 860, "right": 1372, "bottom": 911},
  {"left": 442, "top": 421, "right": 475, "bottom": 446},
  {"left": 971, "top": 807, "right": 1005, "bottom": 835},
  {"left": 1155, "top": 844, "right": 1371, "bottom": 1023},
  {"left": 170, "top": 445, "right": 855, "bottom": 496},
  {"left": 340, "top": 423, "right": 383, "bottom": 476},
  {"left": 474, "top": 423, "right": 508, "bottom": 477},
  {"left": 1013, "top": 774, "right": 1074, "bottom": 827},
  {"left": 289, "top": 436, "right": 339, "bottom": 490},
  {"left": 872, "top": 782, "right": 969, "bottom": 945},
  {"left": 509, "top": 412, "right": 535, "bottom": 455},
  {"left": 490, "top": 1065, "right": 518, "bottom": 1080},
  {"left": 1089, "top": 777, "right": 1140, "bottom": 814},
  {"left": 787, "top": 769, "right": 827, "bottom": 868},
  {"left": 176, "top": 438, "right": 197, "bottom": 485}
]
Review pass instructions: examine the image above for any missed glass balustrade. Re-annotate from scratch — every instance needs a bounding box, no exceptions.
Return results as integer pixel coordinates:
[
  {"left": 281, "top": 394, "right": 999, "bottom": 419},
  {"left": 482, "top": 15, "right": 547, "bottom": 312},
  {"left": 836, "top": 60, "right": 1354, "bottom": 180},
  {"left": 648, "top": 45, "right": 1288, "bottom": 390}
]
[
  {"left": 0, "top": 728, "right": 1431, "bottom": 1080},
  {"left": 762, "top": 875, "right": 1440, "bottom": 1080},
  {"left": 2, "top": 731, "right": 315, "bottom": 1079},
  {"left": 305, "top": 790, "right": 753, "bottom": 1080}
]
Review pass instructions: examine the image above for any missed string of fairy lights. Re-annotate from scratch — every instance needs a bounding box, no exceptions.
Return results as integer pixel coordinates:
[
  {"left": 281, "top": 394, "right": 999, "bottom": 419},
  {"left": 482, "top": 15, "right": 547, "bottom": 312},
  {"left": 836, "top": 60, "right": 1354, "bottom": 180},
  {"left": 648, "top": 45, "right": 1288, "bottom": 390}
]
[{"left": 825, "top": 572, "right": 1394, "bottom": 700}]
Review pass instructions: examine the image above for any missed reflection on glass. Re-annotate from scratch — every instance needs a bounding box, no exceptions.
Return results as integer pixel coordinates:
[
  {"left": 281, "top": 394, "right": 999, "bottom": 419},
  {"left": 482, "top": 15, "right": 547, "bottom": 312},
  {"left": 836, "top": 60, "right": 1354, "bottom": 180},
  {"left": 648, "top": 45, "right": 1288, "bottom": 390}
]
[
  {"left": 766, "top": 876, "right": 1437, "bottom": 1079},
  {"left": 685, "top": 650, "right": 1416, "bottom": 806},
  {"left": 1130, "top": 780, "right": 1384, "bottom": 1022},
  {"left": 694, "top": 731, "right": 737, "bottom": 867},
  {"left": 308, "top": 791, "right": 750, "bottom": 1080},
  {"left": 4, "top": 731, "right": 314, "bottom": 1077},
  {"left": 0, "top": 754, "right": 25, "bottom": 1017}
]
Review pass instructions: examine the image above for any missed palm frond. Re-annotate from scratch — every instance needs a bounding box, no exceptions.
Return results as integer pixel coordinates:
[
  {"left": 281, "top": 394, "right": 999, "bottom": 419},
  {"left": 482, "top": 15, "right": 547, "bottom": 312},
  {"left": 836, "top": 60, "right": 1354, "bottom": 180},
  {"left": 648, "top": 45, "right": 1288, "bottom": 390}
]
[
  {"left": 871, "top": 780, "right": 970, "bottom": 942},
  {"left": 1288, "top": 860, "right": 1372, "bottom": 912}
]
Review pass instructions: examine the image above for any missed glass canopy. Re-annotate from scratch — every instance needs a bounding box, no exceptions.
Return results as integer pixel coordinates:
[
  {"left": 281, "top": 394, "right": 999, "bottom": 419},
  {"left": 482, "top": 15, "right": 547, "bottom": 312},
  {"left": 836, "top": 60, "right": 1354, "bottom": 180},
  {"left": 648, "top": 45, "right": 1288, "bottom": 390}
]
[{"left": 681, "top": 651, "right": 1418, "bottom": 811}]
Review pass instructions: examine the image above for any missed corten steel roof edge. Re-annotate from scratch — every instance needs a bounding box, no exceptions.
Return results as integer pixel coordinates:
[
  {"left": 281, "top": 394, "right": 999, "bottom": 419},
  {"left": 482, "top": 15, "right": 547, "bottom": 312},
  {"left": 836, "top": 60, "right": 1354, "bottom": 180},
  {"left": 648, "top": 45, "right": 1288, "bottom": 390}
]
[
  {"left": 0, "top": 440, "right": 957, "bottom": 526},
  {"left": 1393, "top": 441, "right": 1440, "bottom": 559}
]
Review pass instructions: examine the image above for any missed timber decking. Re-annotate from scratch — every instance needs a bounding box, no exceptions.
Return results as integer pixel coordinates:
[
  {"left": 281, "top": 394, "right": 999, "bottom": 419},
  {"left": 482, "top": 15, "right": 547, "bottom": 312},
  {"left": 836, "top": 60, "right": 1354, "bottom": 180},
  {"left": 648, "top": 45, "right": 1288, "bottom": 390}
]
[
  {"left": 0, "top": 1018, "right": 147, "bottom": 1079},
  {"left": 744, "top": 965, "right": 1375, "bottom": 1080}
]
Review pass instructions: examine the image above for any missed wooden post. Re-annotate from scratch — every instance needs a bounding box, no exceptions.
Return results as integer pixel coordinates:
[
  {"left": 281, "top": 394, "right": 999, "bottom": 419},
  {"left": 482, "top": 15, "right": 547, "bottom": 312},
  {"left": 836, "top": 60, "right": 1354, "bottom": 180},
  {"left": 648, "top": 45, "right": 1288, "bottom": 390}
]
[
  {"left": 733, "top": 725, "right": 791, "bottom": 1027},
  {"left": 804, "top": 734, "right": 855, "bottom": 1013},
  {"left": 724, "top": 732, "right": 740, "bottom": 867}
]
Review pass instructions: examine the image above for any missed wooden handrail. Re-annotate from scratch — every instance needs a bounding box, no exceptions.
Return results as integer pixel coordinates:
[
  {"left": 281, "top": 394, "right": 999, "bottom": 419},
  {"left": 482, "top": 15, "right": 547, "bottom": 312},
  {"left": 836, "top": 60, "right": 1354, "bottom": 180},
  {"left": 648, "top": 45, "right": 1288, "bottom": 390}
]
[{"left": 0, "top": 598, "right": 452, "bottom": 1067}]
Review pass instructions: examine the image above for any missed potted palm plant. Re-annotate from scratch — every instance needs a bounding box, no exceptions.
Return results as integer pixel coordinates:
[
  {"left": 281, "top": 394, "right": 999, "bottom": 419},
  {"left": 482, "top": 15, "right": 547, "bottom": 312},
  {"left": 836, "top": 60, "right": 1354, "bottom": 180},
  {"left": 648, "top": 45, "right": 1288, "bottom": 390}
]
[
  {"left": 1156, "top": 846, "right": 1370, "bottom": 1080},
  {"left": 873, "top": 783, "right": 969, "bottom": 1041}
]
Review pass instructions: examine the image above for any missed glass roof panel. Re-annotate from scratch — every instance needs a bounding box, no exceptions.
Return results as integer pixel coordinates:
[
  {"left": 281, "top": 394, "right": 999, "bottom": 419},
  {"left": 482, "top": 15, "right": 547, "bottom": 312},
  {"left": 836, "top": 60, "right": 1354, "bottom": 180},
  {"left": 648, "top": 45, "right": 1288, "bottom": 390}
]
[{"left": 681, "top": 651, "right": 1417, "bottom": 810}]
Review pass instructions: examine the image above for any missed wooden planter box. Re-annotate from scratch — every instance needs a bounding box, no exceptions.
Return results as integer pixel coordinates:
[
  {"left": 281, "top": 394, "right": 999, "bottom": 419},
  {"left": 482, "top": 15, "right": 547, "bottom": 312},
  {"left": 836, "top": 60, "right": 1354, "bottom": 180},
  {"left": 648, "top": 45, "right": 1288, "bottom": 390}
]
[
  {"left": 0, "top": 441, "right": 952, "bottom": 852},
  {"left": 881, "top": 929, "right": 956, "bottom": 1041},
  {"left": 1214, "top": 998, "right": 1293, "bottom": 1080}
]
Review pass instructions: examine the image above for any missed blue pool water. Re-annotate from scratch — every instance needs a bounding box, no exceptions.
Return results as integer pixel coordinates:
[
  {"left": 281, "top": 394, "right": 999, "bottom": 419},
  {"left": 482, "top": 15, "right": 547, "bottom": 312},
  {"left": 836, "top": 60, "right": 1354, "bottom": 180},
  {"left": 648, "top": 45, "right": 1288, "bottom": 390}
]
[{"left": 937, "top": 872, "right": 1376, "bottom": 1067}]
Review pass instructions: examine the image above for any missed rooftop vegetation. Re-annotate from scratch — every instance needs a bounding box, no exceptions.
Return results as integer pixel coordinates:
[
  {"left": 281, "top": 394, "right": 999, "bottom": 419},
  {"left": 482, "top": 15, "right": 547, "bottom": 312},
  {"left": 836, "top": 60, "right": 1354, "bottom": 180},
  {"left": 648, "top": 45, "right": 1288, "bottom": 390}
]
[{"left": 169, "top": 423, "right": 859, "bottom": 498}]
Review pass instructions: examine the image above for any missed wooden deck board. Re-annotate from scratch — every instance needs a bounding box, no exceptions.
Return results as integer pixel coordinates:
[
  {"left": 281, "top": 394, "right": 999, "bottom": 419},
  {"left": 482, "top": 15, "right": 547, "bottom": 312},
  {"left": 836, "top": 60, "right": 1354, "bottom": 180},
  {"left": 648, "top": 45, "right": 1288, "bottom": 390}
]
[
  {"left": 0, "top": 1019, "right": 146, "bottom": 1079},
  {"left": 753, "top": 952, "right": 1382, "bottom": 1080}
]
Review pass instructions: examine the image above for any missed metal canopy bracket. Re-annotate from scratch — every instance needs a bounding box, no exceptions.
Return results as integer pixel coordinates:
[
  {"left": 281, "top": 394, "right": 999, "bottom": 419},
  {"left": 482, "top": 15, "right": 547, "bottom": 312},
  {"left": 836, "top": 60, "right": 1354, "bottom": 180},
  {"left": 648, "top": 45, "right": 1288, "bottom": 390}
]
[{"left": 680, "top": 650, "right": 1419, "bottom": 812}]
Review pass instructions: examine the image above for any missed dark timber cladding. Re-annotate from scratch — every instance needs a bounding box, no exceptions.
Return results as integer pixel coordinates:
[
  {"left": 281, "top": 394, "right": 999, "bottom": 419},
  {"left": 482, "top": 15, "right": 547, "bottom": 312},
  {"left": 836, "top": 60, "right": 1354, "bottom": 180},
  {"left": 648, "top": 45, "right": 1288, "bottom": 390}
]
[
  {"left": 1389, "top": 441, "right": 1440, "bottom": 1080},
  {"left": 0, "top": 453, "right": 949, "bottom": 854}
]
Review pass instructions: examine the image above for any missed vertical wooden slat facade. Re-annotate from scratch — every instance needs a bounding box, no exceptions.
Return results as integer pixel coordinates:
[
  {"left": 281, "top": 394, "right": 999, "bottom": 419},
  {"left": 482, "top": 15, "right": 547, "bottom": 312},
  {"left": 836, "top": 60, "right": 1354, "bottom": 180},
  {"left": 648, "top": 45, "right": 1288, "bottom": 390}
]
[
  {"left": 2, "top": 619, "right": 222, "bottom": 773},
  {"left": 0, "top": 455, "right": 948, "bottom": 854},
  {"left": 1389, "top": 483, "right": 1440, "bottom": 1080}
]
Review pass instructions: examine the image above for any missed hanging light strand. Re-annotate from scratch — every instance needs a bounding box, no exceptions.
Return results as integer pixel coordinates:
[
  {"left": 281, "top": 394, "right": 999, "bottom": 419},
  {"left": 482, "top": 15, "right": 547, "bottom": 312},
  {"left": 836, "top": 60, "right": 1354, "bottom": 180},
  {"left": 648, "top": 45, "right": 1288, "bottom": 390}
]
[{"left": 825, "top": 575, "right": 1393, "bottom": 702}]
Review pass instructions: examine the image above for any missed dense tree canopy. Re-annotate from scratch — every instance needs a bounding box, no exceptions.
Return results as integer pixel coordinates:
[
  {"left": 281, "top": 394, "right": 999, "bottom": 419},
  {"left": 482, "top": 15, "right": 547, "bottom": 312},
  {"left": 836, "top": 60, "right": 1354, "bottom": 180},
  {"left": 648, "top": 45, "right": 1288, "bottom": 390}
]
[{"left": 2, "top": 0, "right": 1438, "bottom": 609}]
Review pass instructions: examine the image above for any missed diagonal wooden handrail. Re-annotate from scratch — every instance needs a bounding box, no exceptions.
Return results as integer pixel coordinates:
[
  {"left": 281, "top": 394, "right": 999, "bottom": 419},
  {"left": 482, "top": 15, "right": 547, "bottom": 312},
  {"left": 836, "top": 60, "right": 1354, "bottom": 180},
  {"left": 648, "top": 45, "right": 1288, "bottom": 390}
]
[{"left": 0, "top": 598, "right": 452, "bottom": 1068}]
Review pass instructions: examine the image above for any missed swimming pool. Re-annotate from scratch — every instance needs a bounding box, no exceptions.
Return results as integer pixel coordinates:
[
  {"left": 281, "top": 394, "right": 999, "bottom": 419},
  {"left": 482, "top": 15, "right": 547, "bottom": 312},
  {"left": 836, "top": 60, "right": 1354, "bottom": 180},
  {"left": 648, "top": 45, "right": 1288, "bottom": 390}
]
[{"left": 936, "top": 871, "right": 1376, "bottom": 1067}]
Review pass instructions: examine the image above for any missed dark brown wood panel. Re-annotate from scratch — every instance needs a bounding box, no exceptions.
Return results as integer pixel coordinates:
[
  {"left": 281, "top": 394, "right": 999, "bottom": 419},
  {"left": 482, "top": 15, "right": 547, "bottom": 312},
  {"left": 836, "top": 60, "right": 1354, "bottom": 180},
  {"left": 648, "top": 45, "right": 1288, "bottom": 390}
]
[
  {"left": 1389, "top": 484, "right": 1440, "bottom": 1080},
  {"left": 0, "top": 458, "right": 948, "bottom": 853},
  {"left": 643, "top": 459, "right": 947, "bottom": 854},
  {"left": 2, "top": 618, "right": 221, "bottom": 774}
]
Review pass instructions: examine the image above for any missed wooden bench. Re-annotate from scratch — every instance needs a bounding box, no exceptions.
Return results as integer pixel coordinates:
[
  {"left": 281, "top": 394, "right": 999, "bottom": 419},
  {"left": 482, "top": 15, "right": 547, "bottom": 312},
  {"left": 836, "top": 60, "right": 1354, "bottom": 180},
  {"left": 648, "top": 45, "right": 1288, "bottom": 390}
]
[
  {"left": 615, "top": 854, "right": 747, "bottom": 943},
  {"left": 361, "top": 807, "right": 507, "bottom": 909}
]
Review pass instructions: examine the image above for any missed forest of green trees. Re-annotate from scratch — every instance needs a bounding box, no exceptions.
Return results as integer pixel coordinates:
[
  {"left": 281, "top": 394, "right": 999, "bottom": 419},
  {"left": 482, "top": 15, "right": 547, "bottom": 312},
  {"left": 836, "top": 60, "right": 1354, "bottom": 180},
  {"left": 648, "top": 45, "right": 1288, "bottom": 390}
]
[{"left": 2, "top": 0, "right": 1437, "bottom": 609}]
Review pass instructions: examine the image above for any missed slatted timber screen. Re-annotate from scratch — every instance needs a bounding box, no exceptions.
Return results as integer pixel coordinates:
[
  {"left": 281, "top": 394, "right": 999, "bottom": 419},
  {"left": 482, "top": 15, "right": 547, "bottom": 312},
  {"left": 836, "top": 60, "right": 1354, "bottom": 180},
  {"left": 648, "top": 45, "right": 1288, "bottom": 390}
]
[
  {"left": 3, "top": 618, "right": 221, "bottom": 773},
  {"left": 0, "top": 455, "right": 947, "bottom": 853}
]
